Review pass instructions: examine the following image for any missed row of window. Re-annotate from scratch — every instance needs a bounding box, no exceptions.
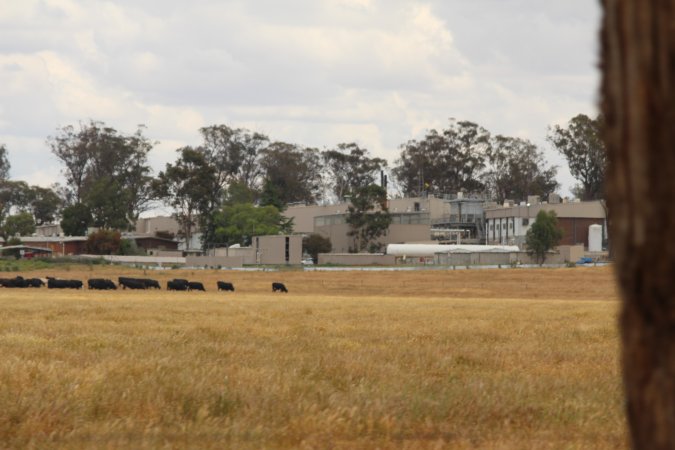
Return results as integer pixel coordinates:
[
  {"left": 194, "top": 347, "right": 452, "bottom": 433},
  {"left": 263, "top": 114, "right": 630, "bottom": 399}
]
[{"left": 488, "top": 218, "right": 529, "bottom": 231}]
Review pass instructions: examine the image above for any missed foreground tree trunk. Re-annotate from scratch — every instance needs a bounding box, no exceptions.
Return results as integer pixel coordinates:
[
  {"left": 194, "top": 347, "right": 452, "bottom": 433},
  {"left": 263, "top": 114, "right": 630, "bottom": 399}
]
[{"left": 601, "top": 1, "right": 675, "bottom": 448}]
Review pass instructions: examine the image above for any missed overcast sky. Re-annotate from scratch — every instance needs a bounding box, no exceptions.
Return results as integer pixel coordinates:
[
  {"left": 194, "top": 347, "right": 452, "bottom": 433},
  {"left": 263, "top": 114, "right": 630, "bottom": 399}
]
[{"left": 0, "top": 0, "right": 601, "bottom": 200}]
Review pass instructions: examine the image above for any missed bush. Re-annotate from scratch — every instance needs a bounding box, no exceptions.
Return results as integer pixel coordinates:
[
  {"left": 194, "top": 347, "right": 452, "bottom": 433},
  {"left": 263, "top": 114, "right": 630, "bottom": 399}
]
[{"left": 86, "top": 229, "right": 121, "bottom": 255}]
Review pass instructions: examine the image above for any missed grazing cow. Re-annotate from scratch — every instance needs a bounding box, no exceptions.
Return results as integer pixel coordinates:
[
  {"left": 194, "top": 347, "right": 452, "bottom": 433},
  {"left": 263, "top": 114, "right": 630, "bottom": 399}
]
[
  {"left": 47, "top": 278, "right": 83, "bottom": 289},
  {"left": 167, "top": 279, "right": 189, "bottom": 291},
  {"left": 140, "top": 278, "right": 161, "bottom": 289},
  {"left": 0, "top": 276, "right": 27, "bottom": 288},
  {"left": 217, "top": 281, "right": 235, "bottom": 292},
  {"left": 272, "top": 282, "right": 288, "bottom": 293},
  {"left": 187, "top": 281, "right": 205, "bottom": 291},
  {"left": 26, "top": 278, "right": 45, "bottom": 288},
  {"left": 118, "top": 277, "right": 147, "bottom": 290},
  {"left": 88, "top": 278, "right": 117, "bottom": 290}
]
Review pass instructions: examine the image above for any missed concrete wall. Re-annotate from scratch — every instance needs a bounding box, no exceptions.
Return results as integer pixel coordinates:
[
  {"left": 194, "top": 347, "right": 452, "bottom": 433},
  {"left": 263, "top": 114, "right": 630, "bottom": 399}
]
[
  {"left": 214, "top": 247, "right": 256, "bottom": 264},
  {"left": 435, "top": 252, "right": 513, "bottom": 266},
  {"left": 186, "top": 255, "right": 244, "bottom": 267},
  {"left": 318, "top": 253, "right": 396, "bottom": 265}
]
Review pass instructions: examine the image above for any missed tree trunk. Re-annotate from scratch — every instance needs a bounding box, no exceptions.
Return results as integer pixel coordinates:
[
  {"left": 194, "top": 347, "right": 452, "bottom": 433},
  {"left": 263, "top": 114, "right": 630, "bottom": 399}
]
[{"left": 601, "top": 1, "right": 675, "bottom": 448}]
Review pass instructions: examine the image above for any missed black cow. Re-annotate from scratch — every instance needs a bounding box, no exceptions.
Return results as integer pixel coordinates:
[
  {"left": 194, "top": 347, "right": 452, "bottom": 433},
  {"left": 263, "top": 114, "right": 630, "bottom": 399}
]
[
  {"left": 47, "top": 278, "right": 83, "bottom": 289},
  {"left": 118, "top": 277, "right": 148, "bottom": 290},
  {"left": 217, "top": 281, "right": 235, "bottom": 292},
  {"left": 140, "top": 278, "right": 161, "bottom": 289},
  {"left": 167, "top": 279, "right": 189, "bottom": 291},
  {"left": 88, "top": 278, "right": 117, "bottom": 290},
  {"left": 26, "top": 278, "right": 45, "bottom": 288},
  {"left": 187, "top": 281, "right": 205, "bottom": 291},
  {"left": 0, "top": 276, "right": 27, "bottom": 288},
  {"left": 272, "top": 282, "right": 288, "bottom": 293}
]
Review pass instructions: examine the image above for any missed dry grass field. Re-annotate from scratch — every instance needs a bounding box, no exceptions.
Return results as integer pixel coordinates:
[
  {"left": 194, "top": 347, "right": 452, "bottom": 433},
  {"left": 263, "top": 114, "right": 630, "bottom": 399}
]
[{"left": 0, "top": 265, "right": 625, "bottom": 449}]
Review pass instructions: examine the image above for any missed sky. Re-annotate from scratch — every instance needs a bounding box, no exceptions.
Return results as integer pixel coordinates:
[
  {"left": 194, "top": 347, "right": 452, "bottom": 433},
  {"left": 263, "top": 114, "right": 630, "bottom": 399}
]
[{"left": 0, "top": 0, "right": 601, "bottom": 202}]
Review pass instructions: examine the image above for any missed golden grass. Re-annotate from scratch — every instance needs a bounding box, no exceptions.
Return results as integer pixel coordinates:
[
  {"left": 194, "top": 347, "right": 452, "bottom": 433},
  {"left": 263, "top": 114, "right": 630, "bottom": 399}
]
[{"left": 0, "top": 266, "right": 625, "bottom": 449}]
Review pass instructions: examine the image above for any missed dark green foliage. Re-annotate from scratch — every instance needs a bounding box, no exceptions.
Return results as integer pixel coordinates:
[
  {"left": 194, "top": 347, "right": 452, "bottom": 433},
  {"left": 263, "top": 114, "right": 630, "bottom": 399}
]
[
  {"left": 303, "top": 234, "right": 332, "bottom": 264},
  {"left": 0, "top": 144, "right": 10, "bottom": 181},
  {"left": 212, "top": 203, "right": 293, "bottom": 246},
  {"left": 1, "top": 212, "right": 35, "bottom": 240},
  {"left": 393, "top": 119, "right": 488, "bottom": 196},
  {"left": 346, "top": 184, "right": 392, "bottom": 253},
  {"left": 484, "top": 136, "right": 559, "bottom": 203},
  {"left": 260, "top": 142, "right": 323, "bottom": 207},
  {"left": 153, "top": 147, "right": 215, "bottom": 249},
  {"left": 61, "top": 203, "right": 93, "bottom": 236},
  {"left": 547, "top": 114, "right": 606, "bottom": 200},
  {"left": 48, "top": 120, "right": 154, "bottom": 229},
  {"left": 525, "top": 210, "right": 563, "bottom": 265},
  {"left": 322, "top": 143, "right": 386, "bottom": 201},
  {"left": 86, "top": 229, "right": 121, "bottom": 255},
  {"left": 118, "top": 238, "right": 145, "bottom": 256}
]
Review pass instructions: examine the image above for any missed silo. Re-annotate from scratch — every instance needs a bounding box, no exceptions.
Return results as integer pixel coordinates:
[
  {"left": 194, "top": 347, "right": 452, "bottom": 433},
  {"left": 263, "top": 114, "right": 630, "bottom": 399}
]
[{"left": 588, "top": 224, "right": 603, "bottom": 252}]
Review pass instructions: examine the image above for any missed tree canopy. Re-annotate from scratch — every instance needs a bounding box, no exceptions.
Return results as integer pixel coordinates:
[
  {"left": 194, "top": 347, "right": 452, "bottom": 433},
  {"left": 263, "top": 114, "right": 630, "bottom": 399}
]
[
  {"left": 484, "top": 136, "right": 559, "bottom": 203},
  {"left": 346, "top": 184, "right": 392, "bottom": 253},
  {"left": 525, "top": 210, "right": 563, "bottom": 265},
  {"left": 547, "top": 114, "right": 606, "bottom": 201},
  {"left": 393, "top": 120, "right": 488, "bottom": 197},
  {"left": 48, "top": 120, "right": 154, "bottom": 229},
  {"left": 212, "top": 203, "right": 293, "bottom": 247}
]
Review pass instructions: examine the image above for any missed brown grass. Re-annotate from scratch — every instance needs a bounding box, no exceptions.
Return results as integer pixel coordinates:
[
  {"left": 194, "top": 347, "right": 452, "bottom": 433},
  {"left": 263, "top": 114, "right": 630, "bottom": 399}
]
[{"left": 0, "top": 266, "right": 625, "bottom": 449}]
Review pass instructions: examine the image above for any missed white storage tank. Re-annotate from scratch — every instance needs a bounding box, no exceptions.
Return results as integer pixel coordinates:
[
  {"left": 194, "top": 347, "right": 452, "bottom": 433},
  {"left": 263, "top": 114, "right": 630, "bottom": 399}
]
[{"left": 588, "top": 224, "right": 603, "bottom": 252}]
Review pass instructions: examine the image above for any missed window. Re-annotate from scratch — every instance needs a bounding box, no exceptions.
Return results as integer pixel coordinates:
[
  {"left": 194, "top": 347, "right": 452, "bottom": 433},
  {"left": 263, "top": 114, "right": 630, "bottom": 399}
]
[
  {"left": 522, "top": 218, "right": 529, "bottom": 226},
  {"left": 414, "top": 202, "right": 420, "bottom": 212},
  {"left": 509, "top": 222, "right": 513, "bottom": 229}
]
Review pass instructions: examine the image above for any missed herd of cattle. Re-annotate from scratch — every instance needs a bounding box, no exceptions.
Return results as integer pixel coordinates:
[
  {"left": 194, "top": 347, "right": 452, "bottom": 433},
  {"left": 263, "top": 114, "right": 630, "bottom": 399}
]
[{"left": 0, "top": 276, "right": 289, "bottom": 293}]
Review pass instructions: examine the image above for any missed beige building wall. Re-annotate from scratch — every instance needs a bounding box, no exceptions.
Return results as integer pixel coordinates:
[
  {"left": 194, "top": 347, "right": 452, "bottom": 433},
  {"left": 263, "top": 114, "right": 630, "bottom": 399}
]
[
  {"left": 316, "top": 223, "right": 430, "bottom": 253},
  {"left": 284, "top": 196, "right": 449, "bottom": 234},
  {"left": 254, "top": 235, "right": 302, "bottom": 265},
  {"left": 135, "top": 216, "right": 181, "bottom": 235}
]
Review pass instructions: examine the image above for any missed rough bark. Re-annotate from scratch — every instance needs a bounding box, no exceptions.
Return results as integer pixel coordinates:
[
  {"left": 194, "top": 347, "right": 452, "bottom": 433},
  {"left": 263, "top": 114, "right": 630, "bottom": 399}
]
[{"left": 601, "top": 1, "right": 675, "bottom": 448}]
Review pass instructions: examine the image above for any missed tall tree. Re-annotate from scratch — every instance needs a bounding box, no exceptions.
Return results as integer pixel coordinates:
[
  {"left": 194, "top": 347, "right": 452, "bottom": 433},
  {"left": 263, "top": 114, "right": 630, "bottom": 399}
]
[
  {"left": 602, "top": 1, "right": 675, "bottom": 448},
  {"left": 25, "top": 185, "right": 62, "bottom": 225},
  {"left": 484, "top": 136, "right": 559, "bottom": 203},
  {"left": 197, "top": 125, "right": 269, "bottom": 247},
  {"left": 393, "top": 119, "right": 488, "bottom": 197},
  {"left": 47, "top": 121, "right": 154, "bottom": 229},
  {"left": 260, "top": 142, "right": 323, "bottom": 207},
  {"left": 322, "top": 143, "right": 387, "bottom": 202},
  {"left": 547, "top": 114, "right": 606, "bottom": 200},
  {"left": 153, "top": 147, "right": 216, "bottom": 250},
  {"left": 0, "top": 144, "right": 10, "bottom": 181},
  {"left": 346, "top": 184, "right": 392, "bottom": 253}
]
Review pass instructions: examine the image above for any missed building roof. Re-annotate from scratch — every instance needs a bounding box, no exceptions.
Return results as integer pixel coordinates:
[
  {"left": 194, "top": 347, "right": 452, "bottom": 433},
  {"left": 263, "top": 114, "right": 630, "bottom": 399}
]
[{"left": 0, "top": 245, "right": 53, "bottom": 253}]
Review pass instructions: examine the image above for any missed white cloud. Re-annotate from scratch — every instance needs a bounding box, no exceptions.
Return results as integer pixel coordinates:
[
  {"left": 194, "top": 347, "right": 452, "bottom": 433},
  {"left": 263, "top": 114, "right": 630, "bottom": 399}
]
[{"left": 0, "top": 0, "right": 601, "bottom": 198}]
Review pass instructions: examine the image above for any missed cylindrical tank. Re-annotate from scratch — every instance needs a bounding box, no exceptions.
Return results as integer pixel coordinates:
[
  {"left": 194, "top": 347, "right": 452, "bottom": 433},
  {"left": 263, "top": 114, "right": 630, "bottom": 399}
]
[
  {"left": 588, "top": 224, "right": 603, "bottom": 252},
  {"left": 386, "top": 244, "right": 520, "bottom": 257}
]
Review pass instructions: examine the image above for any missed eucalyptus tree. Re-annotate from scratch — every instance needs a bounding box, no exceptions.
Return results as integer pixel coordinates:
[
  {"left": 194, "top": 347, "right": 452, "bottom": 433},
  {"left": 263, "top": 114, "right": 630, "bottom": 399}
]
[{"left": 48, "top": 120, "right": 154, "bottom": 229}]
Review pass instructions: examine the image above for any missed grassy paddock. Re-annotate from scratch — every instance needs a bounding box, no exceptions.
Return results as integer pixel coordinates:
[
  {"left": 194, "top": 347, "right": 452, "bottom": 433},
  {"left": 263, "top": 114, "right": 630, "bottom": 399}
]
[{"left": 0, "top": 267, "right": 625, "bottom": 449}]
